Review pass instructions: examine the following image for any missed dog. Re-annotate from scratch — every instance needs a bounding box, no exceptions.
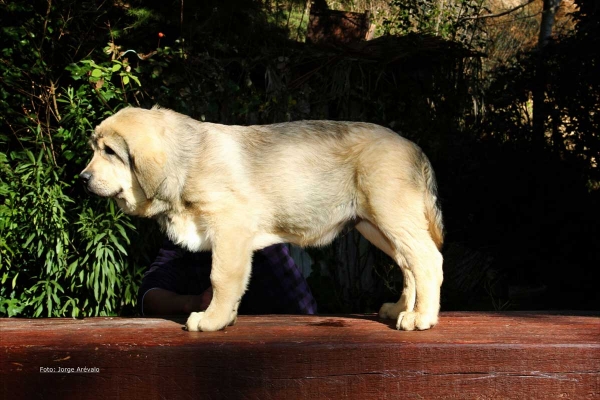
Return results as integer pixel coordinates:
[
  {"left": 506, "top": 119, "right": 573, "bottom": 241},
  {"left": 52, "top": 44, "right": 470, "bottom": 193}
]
[{"left": 81, "top": 106, "right": 444, "bottom": 331}]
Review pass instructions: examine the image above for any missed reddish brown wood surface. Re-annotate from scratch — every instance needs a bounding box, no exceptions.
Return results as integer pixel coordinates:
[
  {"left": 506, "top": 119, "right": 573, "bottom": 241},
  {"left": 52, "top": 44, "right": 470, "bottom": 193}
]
[{"left": 1, "top": 312, "right": 599, "bottom": 399}]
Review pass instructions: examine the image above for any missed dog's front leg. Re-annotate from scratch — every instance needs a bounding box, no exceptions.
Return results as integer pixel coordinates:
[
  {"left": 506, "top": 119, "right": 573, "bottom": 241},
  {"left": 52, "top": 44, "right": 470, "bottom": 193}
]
[{"left": 185, "top": 230, "right": 253, "bottom": 332}]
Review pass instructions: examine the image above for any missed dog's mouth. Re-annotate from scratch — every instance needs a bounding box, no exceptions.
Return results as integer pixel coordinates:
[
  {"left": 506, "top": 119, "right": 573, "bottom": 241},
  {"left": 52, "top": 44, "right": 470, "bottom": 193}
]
[{"left": 83, "top": 183, "right": 123, "bottom": 200}]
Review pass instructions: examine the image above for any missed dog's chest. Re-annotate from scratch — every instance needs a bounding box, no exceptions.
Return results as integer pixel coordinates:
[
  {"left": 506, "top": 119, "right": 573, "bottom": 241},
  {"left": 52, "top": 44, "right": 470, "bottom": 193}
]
[{"left": 158, "top": 213, "right": 213, "bottom": 252}]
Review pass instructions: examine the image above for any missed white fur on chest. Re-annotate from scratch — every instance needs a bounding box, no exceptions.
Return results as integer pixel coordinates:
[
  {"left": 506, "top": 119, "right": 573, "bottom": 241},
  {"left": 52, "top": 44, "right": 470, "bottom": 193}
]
[{"left": 159, "top": 213, "right": 213, "bottom": 252}]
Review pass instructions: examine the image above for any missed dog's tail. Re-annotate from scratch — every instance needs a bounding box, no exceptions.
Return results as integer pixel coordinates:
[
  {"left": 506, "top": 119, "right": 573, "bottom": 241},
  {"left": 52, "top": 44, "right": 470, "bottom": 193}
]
[{"left": 422, "top": 157, "right": 444, "bottom": 250}]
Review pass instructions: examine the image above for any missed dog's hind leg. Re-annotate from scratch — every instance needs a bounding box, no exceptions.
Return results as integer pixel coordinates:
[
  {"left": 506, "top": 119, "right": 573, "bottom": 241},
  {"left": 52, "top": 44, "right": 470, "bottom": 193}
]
[
  {"left": 356, "top": 220, "right": 416, "bottom": 315},
  {"left": 359, "top": 187, "right": 443, "bottom": 331},
  {"left": 387, "top": 231, "right": 442, "bottom": 331},
  {"left": 185, "top": 227, "right": 253, "bottom": 332}
]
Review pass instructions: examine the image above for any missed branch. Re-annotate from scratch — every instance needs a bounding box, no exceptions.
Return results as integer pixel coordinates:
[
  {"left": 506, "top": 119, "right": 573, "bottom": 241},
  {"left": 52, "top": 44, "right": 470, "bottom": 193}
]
[{"left": 460, "top": 0, "right": 537, "bottom": 21}]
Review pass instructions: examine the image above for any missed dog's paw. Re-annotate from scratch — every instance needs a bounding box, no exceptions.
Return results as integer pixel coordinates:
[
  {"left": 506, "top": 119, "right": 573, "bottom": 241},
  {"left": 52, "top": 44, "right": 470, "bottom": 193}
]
[
  {"left": 185, "top": 311, "right": 205, "bottom": 332},
  {"left": 378, "top": 302, "right": 400, "bottom": 319},
  {"left": 396, "top": 311, "right": 438, "bottom": 331},
  {"left": 378, "top": 297, "right": 411, "bottom": 320},
  {"left": 184, "top": 311, "right": 236, "bottom": 332}
]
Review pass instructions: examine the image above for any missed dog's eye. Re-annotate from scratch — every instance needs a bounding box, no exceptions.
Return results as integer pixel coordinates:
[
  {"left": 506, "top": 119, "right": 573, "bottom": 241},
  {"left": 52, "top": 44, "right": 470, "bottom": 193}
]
[{"left": 104, "top": 146, "right": 116, "bottom": 156}]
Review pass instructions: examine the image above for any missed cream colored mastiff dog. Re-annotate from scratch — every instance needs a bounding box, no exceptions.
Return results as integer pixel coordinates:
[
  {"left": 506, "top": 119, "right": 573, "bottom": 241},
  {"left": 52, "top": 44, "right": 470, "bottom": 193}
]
[{"left": 81, "top": 107, "right": 444, "bottom": 332}]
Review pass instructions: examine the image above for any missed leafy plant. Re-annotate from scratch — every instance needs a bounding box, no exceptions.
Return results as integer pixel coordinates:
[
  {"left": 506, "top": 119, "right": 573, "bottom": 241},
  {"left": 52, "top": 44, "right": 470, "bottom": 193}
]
[
  {"left": 0, "top": 1, "right": 153, "bottom": 317},
  {"left": 383, "top": 0, "right": 488, "bottom": 49}
]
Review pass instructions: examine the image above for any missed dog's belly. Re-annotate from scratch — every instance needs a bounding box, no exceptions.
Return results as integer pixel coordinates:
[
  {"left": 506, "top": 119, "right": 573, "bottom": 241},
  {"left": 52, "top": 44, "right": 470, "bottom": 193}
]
[
  {"left": 252, "top": 223, "right": 347, "bottom": 250},
  {"left": 263, "top": 200, "right": 359, "bottom": 248}
]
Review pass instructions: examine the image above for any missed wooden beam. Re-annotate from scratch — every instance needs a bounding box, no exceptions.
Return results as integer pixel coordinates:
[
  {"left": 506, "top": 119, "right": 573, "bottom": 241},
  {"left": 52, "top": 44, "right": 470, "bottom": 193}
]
[{"left": 1, "top": 312, "right": 599, "bottom": 399}]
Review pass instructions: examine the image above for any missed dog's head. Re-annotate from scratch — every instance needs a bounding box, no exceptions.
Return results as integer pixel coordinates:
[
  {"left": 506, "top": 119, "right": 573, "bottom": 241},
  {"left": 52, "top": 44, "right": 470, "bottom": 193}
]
[{"left": 80, "top": 107, "right": 173, "bottom": 216}]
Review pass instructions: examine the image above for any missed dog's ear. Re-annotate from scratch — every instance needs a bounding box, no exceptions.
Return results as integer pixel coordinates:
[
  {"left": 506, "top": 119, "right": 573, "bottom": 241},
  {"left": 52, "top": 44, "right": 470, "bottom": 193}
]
[{"left": 128, "top": 133, "right": 169, "bottom": 200}]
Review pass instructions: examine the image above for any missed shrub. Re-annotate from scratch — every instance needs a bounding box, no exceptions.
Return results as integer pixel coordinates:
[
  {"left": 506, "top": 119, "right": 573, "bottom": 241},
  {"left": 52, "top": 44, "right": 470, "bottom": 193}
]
[{"left": 0, "top": 1, "right": 152, "bottom": 317}]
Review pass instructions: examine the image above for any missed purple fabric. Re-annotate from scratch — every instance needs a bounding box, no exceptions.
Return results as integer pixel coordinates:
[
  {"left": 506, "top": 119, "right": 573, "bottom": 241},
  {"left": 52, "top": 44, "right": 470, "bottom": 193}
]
[{"left": 138, "top": 239, "right": 317, "bottom": 315}]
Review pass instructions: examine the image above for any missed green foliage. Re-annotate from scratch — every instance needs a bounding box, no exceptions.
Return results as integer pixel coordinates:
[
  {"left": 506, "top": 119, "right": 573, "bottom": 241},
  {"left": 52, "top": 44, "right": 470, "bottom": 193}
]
[
  {"left": 383, "top": 0, "right": 487, "bottom": 49},
  {"left": 74, "top": 200, "right": 138, "bottom": 316},
  {"left": 0, "top": 148, "right": 71, "bottom": 317},
  {"left": 0, "top": 0, "right": 153, "bottom": 317}
]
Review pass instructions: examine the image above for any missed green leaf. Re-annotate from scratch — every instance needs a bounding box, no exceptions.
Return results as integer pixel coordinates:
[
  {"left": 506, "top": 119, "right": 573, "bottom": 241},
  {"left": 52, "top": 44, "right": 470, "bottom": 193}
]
[
  {"left": 47, "top": 292, "right": 52, "bottom": 316},
  {"left": 93, "top": 232, "right": 107, "bottom": 245},
  {"left": 66, "top": 260, "right": 78, "bottom": 277},
  {"left": 114, "top": 240, "right": 127, "bottom": 256},
  {"left": 130, "top": 75, "right": 141, "bottom": 86},
  {"left": 25, "top": 150, "right": 35, "bottom": 163},
  {"left": 52, "top": 291, "right": 60, "bottom": 305},
  {"left": 23, "top": 233, "right": 35, "bottom": 249},
  {"left": 63, "top": 150, "right": 75, "bottom": 161},
  {"left": 56, "top": 240, "right": 63, "bottom": 258},
  {"left": 91, "top": 69, "right": 103, "bottom": 77}
]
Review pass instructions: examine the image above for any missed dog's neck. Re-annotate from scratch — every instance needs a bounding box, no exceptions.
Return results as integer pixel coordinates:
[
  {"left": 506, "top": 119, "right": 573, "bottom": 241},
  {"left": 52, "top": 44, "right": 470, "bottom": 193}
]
[{"left": 130, "top": 197, "right": 174, "bottom": 219}]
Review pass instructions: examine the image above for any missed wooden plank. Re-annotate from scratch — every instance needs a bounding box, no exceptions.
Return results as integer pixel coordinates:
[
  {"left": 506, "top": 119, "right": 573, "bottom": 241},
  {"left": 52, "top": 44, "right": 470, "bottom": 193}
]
[{"left": 1, "top": 312, "right": 599, "bottom": 399}]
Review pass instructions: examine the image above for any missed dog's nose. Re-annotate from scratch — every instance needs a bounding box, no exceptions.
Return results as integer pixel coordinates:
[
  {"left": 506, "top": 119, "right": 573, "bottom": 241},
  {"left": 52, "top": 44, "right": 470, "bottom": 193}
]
[{"left": 80, "top": 171, "right": 91, "bottom": 185}]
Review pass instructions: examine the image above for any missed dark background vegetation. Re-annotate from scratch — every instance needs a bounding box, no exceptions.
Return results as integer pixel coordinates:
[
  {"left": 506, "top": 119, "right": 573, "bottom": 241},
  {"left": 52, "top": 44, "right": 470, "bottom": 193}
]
[{"left": 1, "top": 0, "right": 598, "bottom": 317}]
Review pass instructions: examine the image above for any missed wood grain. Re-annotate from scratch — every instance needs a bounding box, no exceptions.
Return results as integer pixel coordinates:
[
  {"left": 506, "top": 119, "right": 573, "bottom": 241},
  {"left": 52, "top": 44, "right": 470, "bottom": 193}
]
[{"left": 1, "top": 312, "right": 599, "bottom": 399}]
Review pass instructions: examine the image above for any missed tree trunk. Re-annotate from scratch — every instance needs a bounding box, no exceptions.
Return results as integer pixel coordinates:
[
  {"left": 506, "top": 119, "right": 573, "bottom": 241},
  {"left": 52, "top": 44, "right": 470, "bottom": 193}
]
[
  {"left": 532, "top": 0, "right": 561, "bottom": 146},
  {"left": 538, "top": 0, "right": 561, "bottom": 49}
]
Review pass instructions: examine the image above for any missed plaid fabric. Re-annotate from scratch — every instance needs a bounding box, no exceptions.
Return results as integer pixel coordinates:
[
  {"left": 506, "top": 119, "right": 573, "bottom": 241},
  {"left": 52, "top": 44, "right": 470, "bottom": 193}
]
[{"left": 138, "top": 239, "right": 317, "bottom": 315}]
